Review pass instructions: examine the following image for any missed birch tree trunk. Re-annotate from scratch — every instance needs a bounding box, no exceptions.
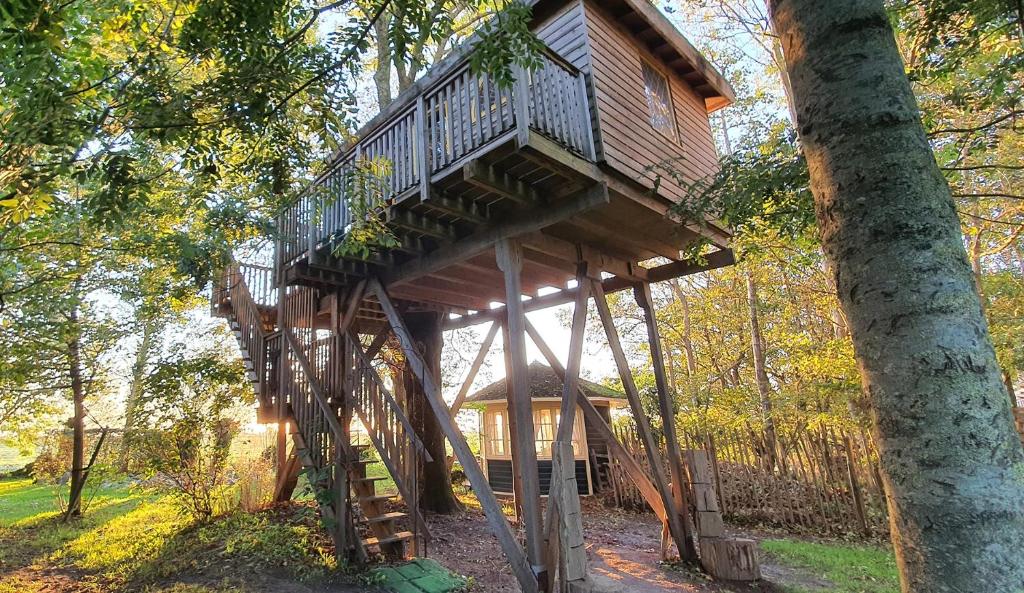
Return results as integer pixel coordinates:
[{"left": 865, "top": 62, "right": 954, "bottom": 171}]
[
  {"left": 746, "top": 273, "right": 777, "bottom": 465},
  {"left": 768, "top": 1, "right": 1024, "bottom": 591},
  {"left": 120, "top": 318, "right": 158, "bottom": 472}
]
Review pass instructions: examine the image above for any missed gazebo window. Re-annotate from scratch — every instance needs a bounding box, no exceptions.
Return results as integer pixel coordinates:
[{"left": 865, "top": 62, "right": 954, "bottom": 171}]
[
  {"left": 486, "top": 410, "right": 508, "bottom": 457},
  {"left": 534, "top": 409, "right": 555, "bottom": 456}
]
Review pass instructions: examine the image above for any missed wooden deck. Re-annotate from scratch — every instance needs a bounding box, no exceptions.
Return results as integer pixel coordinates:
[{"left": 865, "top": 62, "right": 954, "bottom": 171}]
[{"left": 276, "top": 40, "right": 731, "bottom": 327}]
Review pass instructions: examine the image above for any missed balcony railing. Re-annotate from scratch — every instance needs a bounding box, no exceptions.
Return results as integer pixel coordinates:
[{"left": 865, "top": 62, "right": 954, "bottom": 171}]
[{"left": 278, "top": 47, "right": 595, "bottom": 267}]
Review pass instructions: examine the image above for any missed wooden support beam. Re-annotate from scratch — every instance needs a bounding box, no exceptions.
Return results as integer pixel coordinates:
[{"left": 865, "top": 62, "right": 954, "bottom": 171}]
[
  {"left": 368, "top": 278, "right": 538, "bottom": 593},
  {"left": 389, "top": 284, "right": 492, "bottom": 311},
  {"left": 635, "top": 281, "right": 699, "bottom": 561},
  {"left": 387, "top": 208, "right": 458, "bottom": 241},
  {"left": 496, "top": 239, "right": 547, "bottom": 587},
  {"left": 520, "top": 231, "right": 649, "bottom": 282},
  {"left": 450, "top": 321, "right": 499, "bottom": 417},
  {"left": 382, "top": 183, "right": 609, "bottom": 287},
  {"left": 590, "top": 279, "right": 691, "bottom": 560},
  {"left": 443, "top": 249, "right": 735, "bottom": 330},
  {"left": 425, "top": 191, "right": 489, "bottom": 225},
  {"left": 338, "top": 279, "right": 367, "bottom": 335},
  {"left": 542, "top": 267, "right": 592, "bottom": 588},
  {"left": 556, "top": 267, "right": 589, "bottom": 444},
  {"left": 523, "top": 319, "right": 667, "bottom": 521},
  {"left": 463, "top": 159, "right": 540, "bottom": 206}
]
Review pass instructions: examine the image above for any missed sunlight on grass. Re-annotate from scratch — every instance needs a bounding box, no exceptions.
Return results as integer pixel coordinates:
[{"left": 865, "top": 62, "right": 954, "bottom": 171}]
[
  {"left": 762, "top": 539, "right": 899, "bottom": 593},
  {"left": 56, "top": 497, "right": 189, "bottom": 584},
  {"left": 365, "top": 461, "right": 398, "bottom": 494}
]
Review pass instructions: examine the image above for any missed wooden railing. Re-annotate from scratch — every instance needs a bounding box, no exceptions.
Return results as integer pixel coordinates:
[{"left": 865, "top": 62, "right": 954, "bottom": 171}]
[
  {"left": 278, "top": 47, "right": 595, "bottom": 267},
  {"left": 219, "top": 262, "right": 277, "bottom": 408},
  {"left": 349, "top": 332, "right": 432, "bottom": 543}
]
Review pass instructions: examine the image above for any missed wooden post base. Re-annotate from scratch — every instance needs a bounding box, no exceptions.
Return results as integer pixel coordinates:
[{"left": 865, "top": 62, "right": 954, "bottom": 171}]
[{"left": 699, "top": 538, "right": 761, "bottom": 581}]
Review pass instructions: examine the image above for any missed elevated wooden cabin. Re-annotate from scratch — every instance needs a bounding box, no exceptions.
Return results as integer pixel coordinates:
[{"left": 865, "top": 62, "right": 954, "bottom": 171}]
[{"left": 211, "top": 1, "right": 753, "bottom": 590}]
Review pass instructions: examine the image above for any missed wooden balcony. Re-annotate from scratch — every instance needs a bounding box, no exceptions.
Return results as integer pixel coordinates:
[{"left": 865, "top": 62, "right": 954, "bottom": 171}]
[{"left": 276, "top": 43, "right": 727, "bottom": 317}]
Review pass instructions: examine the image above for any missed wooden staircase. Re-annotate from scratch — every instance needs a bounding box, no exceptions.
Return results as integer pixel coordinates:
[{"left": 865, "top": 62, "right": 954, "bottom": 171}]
[{"left": 213, "top": 262, "right": 429, "bottom": 563}]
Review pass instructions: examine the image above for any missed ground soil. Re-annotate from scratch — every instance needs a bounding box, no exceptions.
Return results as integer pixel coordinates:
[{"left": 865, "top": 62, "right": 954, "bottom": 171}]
[{"left": 426, "top": 495, "right": 808, "bottom": 593}]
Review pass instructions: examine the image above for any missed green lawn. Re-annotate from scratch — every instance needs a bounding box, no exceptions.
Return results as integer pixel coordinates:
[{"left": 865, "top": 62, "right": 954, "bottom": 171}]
[
  {"left": 0, "top": 478, "right": 346, "bottom": 593},
  {"left": 762, "top": 538, "right": 900, "bottom": 593}
]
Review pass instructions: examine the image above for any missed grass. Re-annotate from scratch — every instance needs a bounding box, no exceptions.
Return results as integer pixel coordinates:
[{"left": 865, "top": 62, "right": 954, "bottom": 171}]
[
  {"left": 762, "top": 538, "right": 899, "bottom": 593},
  {"left": 0, "top": 478, "right": 348, "bottom": 593}
]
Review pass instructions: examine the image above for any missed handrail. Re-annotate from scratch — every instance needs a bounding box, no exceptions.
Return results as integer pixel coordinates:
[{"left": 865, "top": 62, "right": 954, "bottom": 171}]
[
  {"left": 277, "top": 44, "right": 595, "bottom": 268},
  {"left": 284, "top": 330, "right": 350, "bottom": 454},
  {"left": 349, "top": 331, "right": 433, "bottom": 462}
]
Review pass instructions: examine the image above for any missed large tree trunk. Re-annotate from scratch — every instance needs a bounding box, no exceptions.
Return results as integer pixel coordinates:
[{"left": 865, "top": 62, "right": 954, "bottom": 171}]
[
  {"left": 66, "top": 303, "right": 85, "bottom": 518},
  {"left": 404, "top": 311, "right": 462, "bottom": 513},
  {"left": 768, "top": 2, "right": 1024, "bottom": 591}
]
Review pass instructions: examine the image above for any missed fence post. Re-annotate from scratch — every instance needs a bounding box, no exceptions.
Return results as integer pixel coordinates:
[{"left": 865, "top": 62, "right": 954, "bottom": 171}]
[{"left": 844, "top": 434, "right": 870, "bottom": 536}]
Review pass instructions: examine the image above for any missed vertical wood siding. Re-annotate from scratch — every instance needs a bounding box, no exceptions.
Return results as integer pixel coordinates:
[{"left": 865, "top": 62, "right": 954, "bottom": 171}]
[{"left": 580, "top": 1, "right": 720, "bottom": 204}]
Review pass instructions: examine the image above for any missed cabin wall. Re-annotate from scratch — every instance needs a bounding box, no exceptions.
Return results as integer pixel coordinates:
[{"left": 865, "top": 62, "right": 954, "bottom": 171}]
[
  {"left": 534, "top": 0, "right": 590, "bottom": 71},
  {"left": 579, "top": 0, "right": 720, "bottom": 204}
]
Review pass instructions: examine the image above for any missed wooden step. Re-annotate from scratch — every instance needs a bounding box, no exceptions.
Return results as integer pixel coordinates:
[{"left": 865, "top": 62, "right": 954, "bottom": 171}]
[
  {"left": 364, "top": 531, "right": 414, "bottom": 547},
  {"left": 366, "top": 511, "right": 407, "bottom": 524},
  {"left": 352, "top": 476, "right": 388, "bottom": 485},
  {"left": 359, "top": 494, "right": 397, "bottom": 504}
]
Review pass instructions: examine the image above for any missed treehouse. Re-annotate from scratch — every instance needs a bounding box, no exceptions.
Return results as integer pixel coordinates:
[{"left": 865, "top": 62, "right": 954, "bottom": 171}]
[
  {"left": 212, "top": 0, "right": 760, "bottom": 590},
  {"left": 467, "top": 362, "right": 627, "bottom": 497}
]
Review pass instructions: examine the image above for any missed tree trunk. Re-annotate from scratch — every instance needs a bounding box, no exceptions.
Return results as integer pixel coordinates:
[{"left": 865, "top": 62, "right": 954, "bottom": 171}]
[
  {"left": 66, "top": 303, "right": 85, "bottom": 518},
  {"left": 404, "top": 311, "right": 462, "bottom": 513},
  {"left": 745, "top": 273, "right": 777, "bottom": 465},
  {"left": 372, "top": 14, "right": 393, "bottom": 109},
  {"left": 768, "top": 2, "right": 1024, "bottom": 591},
  {"left": 120, "top": 318, "right": 158, "bottom": 472}
]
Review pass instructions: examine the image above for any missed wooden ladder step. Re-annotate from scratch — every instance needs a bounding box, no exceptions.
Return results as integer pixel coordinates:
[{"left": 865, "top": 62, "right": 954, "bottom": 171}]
[
  {"left": 364, "top": 531, "right": 414, "bottom": 547},
  {"left": 366, "top": 511, "right": 407, "bottom": 524},
  {"left": 359, "top": 494, "right": 397, "bottom": 504},
  {"left": 352, "top": 476, "right": 388, "bottom": 485}
]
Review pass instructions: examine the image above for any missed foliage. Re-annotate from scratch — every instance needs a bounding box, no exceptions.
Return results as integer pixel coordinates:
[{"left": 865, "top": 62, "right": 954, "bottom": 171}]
[
  {"left": 135, "top": 350, "right": 250, "bottom": 520},
  {"left": 762, "top": 538, "right": 899, "bottom": 593},
  {"left": 671, "top": 128, "right": 813, "bottom": 257}
]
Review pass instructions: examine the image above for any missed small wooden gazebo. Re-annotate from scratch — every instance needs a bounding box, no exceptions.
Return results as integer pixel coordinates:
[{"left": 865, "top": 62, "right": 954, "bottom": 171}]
[{"left": 466, "top": 362, "right": 626, "bottom": 497}]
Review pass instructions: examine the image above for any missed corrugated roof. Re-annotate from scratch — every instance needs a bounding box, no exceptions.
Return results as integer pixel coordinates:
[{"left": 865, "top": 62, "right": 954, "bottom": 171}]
[{"left": 464, "top": 361, "right": 625, "bottom": 404}]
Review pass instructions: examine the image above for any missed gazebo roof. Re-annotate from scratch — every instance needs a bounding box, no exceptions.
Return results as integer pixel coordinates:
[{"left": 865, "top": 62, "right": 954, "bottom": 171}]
[{"left": 464, "top": 361, "right": 626, "bottom": 405}]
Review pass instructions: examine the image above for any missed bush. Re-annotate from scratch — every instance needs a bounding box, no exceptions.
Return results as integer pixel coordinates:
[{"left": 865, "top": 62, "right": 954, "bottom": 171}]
[{"left": 138, "top": 417, "right": 240, "bottom": 521}]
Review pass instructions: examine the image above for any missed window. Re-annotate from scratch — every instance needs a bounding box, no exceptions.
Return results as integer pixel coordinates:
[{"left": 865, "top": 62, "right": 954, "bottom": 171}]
[
  {"left": 534, "top": 409, "right": 555, "bottom": 456},
  {"left": 486, "top": 410, "right": 508, "bottom": 457},
  {"left": 641, "top": 61, "right": 677, "bottom": 139},
  {"left": 533, "top": 407, "right": 584, "bottom": 458}
]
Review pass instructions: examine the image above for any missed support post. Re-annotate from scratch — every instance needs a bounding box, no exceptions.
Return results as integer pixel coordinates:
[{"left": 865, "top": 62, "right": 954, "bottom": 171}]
[
  {"left": 495, "top": 239, "right": 547, "bottom": 589},
  {"left": 634, "top": 281, "right": 699, "bottom": 561},
  {"left": 591, "top": 280, "right": 693, "bottom": 562},
  {"left": 369, "top": 278, "right": 538, "bottom": 593},
  {"left": 513, "top": 65, "right": 531, "bottom": 147},
  {"left": 501, "top": 321, "right": 526, "bottom": 521},
  {"left": 525, "top": 318, "right": 668, "bottom": 522},
  {"left": 545, "top": 266, "right": 592, "bottom": 591}
]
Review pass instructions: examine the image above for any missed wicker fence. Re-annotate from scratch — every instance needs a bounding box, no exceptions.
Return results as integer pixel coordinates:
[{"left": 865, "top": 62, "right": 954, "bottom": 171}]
[{"left": 606, "top": 422, "right": 889, "bottom": 538}]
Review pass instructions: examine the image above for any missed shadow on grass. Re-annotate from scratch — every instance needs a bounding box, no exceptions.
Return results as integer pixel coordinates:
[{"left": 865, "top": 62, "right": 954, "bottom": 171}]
[
  {"left": 0, "top": 490, "right": 149, "bottom": 573},
  {"left": 1, "top": 476, "right": 365, "bottom": 593}
]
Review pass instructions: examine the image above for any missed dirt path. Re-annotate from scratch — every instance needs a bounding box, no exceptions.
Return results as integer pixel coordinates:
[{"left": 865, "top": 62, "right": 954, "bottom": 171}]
[{"left": 426, "top": 498, "right": 794, "bottom": 593}]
